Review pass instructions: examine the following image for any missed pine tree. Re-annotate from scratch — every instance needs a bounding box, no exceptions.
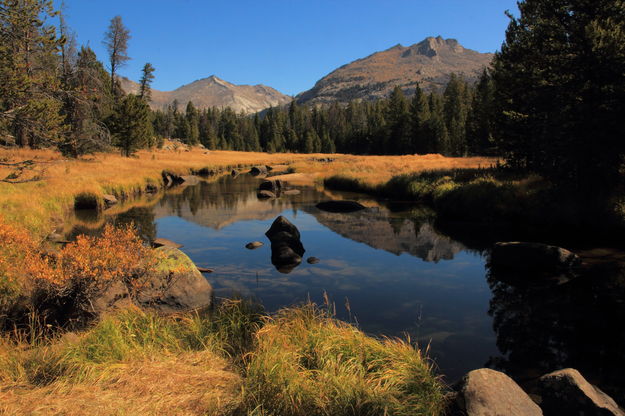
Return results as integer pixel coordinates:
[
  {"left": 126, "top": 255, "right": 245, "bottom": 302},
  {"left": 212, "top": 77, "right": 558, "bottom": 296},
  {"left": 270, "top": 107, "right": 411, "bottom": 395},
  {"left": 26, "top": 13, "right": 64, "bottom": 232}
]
[
  {"left": 0, "top": 0, "right": 66, "bottom": 148},
  {"left": 466, "top": 69, "right": 496, "bottom": 155},
  {"left": 385, "top": 86, "right": 410, "bottom": 154},
  {"left": 410, "top": 84, "right": 432, "bottom": 154},
  {"left": 139, "top": 63, "right": 155, "bottom": 102},
  {"left": 109, "top": 94, "right": 152, "bottom": 156},
  {"left": 103, "top": 15, "right": 130, "bottom": 95},
  {"left": 492, "top": 0, "right": 625, "bottom": 194}
]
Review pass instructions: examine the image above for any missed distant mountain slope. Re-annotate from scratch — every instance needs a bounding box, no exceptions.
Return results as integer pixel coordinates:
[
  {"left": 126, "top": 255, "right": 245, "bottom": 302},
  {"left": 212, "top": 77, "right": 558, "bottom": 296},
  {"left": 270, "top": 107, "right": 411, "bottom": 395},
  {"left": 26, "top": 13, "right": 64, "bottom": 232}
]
[
  {"left": 120, "top": 75, "right": 292, "bottom": 114},
  {"left": 297, "top": 36, "right": 493, "bottom": 105}
]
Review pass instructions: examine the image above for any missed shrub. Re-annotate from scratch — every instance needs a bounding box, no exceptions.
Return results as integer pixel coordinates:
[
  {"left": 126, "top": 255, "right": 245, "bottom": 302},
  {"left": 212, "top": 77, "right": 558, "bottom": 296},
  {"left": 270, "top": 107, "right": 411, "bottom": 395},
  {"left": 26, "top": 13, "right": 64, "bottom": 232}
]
[{"left": 27, "top": 224, "right": 157, "bottom": 320}]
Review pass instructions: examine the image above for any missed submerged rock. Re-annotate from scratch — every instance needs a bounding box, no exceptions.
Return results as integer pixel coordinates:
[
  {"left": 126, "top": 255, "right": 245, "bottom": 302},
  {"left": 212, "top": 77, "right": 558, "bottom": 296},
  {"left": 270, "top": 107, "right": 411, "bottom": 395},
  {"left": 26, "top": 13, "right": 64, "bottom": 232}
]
[
  {"left": 536, "top": 368, "right": 624, "bottom": 416},
  {"left": 245, "top": 241, "right": 264, "bottom": 249},
  {"left": 307, "top": 257, "right": 320, "bottom": 264},
  {"left": 316, "top": 200, "right": 366, "bottom": 213},
  {"left": 282, "top": 189, "right": 301, "bottom": 196},
  {"left": 455, "top": 368, "right": 543, "bottom": 416}
]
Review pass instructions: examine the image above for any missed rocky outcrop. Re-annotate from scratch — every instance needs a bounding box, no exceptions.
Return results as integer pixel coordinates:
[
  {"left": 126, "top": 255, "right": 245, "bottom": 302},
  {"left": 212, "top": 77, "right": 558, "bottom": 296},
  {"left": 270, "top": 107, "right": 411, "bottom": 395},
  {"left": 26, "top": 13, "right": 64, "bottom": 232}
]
[
  {"left": 136, "top": 247, "right": 213, "bottom": 313},
  {"left": 454, "top": 369, "right": 543, "bottom": 416},
  {"left": 490, "top": 242, "right": 581, "bottom": 272},
  {"left": 265, "top": 216, "right": 305, "bottom": 273},
  {"left": 316, "top": 200, "right": 366, "bottom": 213},
  {"left": 536, "top": 369, "right": 624, "bottom": 416}
]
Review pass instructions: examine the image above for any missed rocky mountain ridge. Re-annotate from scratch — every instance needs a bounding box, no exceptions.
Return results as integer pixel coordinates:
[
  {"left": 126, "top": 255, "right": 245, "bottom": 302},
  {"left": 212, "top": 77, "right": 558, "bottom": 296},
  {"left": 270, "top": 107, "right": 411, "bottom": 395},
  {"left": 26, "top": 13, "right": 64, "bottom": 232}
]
[
  {"left": 120, "top": 75, "right": 292, "bottom": 114},
  {"left": 296, "top": 36, "right": 494, "bottom": 105}
]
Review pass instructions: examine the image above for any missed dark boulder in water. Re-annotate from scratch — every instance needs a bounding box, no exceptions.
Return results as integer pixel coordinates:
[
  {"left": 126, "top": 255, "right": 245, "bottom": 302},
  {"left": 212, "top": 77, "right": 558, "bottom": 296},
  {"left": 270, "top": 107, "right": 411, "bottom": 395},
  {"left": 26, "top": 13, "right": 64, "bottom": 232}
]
[{"left": 265, "top": 216, "right": 305, "bottom": 274}]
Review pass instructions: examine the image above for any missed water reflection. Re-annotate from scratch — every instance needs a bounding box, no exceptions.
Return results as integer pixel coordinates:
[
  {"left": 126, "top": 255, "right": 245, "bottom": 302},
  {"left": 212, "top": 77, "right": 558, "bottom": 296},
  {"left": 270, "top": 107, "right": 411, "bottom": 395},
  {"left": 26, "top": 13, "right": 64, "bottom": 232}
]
[{"left": 487, "top": 261, "right": 625, "bottom": 403}]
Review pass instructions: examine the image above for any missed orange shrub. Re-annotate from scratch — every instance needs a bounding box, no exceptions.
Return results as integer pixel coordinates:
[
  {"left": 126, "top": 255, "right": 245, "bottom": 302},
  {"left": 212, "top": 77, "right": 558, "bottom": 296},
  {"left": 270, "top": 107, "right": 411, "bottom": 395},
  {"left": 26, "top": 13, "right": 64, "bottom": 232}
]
[{"left": 0, "top": 218, "right": 157, "bottom": 321}]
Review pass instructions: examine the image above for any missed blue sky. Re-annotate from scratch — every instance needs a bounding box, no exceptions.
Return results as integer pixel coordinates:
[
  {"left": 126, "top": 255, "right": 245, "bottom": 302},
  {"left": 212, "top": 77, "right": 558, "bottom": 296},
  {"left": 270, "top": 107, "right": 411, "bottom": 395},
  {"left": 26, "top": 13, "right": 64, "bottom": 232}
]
[{"left": 58, "top": 1, "right": 519, "bottom": 96}]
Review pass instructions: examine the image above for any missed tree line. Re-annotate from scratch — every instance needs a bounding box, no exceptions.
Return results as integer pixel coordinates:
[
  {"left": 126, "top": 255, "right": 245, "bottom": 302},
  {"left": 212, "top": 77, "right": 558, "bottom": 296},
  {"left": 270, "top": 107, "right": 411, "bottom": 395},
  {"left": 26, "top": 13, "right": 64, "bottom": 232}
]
[{"left": 154, "top": 72, "right": 496, "bottom": 157}]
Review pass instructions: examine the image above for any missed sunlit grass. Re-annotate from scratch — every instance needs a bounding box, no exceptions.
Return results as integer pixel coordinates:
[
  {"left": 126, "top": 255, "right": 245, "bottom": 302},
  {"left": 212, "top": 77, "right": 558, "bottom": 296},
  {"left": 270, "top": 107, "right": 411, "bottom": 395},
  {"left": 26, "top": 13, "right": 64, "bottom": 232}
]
[
  {"left": 0, "top": 301, "right": 444, "bottom": 416},
  {"left": 0, "top": 146, "right": 496, "bottom": 236}
]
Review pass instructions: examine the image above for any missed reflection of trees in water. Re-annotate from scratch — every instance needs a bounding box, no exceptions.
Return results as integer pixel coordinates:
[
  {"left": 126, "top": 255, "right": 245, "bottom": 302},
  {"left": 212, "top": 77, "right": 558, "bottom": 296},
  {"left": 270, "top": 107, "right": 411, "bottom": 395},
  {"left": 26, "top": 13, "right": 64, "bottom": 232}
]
[
  {"left": 486, "top": 265, "right": 625, "bottom": 403},
  {"left": 66, "top": 207, "right": 156, "bottom": 242},
  {"left": 159, "top": 176, "right": 258, "bottom": 215}
]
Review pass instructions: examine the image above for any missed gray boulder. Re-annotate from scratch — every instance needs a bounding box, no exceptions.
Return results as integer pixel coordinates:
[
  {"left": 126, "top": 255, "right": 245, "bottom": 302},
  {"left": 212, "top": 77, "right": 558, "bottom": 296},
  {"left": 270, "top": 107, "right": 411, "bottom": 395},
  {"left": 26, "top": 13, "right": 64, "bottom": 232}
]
[
  {"left": 137, "top": 247, "right": 213, "bottom": 313},
  {"left": 536, "top": 368, "right": 624, "bottom": 416},
  {"left": 316, "top": 200, "right": 366, "bottom": 213},
  {"left": 91, "top": 280, "right": 133, "bottom": 315},
  {"left": 490, "top": 242, "right": 581, "bottom": 272},
  {"left": 456, "top": 368, "right": 543, "bottom": 416}
]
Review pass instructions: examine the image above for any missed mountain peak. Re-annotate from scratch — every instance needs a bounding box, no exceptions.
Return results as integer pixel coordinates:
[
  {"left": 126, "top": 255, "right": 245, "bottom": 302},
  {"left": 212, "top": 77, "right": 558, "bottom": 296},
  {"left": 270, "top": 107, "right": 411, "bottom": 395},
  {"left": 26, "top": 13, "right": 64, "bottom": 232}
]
[
  {"left": 297, "top": 36, "right": 492, "bottom": 105},
  {"left": 120, "top": 75, "right": 291, "bottom": 114}
]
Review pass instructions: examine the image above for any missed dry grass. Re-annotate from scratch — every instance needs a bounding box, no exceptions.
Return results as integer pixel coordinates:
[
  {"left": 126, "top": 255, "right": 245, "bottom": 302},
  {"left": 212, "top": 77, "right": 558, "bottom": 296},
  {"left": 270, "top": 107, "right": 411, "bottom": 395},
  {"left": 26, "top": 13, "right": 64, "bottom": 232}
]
[
  {"left": 0, "top": 351, "right": 241, "bottom": 416},
  {"left": 0, "top": 145, "right": 495, "bottom": 236}
]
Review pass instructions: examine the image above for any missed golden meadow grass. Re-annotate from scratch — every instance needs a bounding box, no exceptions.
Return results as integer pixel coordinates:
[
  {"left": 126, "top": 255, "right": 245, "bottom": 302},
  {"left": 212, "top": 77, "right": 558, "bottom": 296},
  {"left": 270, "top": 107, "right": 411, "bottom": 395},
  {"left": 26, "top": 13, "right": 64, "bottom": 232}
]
[{"left": 0, "top": 145, "right": 495, "bottom": 235}]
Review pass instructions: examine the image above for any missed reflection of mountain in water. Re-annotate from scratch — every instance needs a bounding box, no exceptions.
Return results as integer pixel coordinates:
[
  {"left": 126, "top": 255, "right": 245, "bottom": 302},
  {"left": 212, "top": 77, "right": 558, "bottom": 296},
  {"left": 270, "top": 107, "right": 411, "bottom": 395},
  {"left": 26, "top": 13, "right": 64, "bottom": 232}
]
[
  {"left": 151, "top": 175, "right": 466, "bottom": 263},
  {"left": 152, "top": 176, "right": 301, "bottom": 229},
  {"left": 306, "top": 208, "right": 466, "bottom": 262}
]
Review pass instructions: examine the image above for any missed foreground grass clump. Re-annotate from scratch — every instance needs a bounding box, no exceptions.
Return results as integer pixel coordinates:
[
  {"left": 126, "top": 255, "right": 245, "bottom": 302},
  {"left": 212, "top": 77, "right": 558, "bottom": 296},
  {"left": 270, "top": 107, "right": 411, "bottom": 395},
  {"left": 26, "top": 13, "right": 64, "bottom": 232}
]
[
  {"left": 0, "top": 301, "right": 444, "bottom": 415},
  {"left": 244, "top": 304, "right": 445, "bottom": 416}
]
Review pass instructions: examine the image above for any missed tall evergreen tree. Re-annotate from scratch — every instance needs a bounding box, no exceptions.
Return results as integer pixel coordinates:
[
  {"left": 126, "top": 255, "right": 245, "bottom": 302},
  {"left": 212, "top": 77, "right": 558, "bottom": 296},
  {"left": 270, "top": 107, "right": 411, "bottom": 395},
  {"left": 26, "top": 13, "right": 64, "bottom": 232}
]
[
  {"left": 0, "top": 0, "right": 65, "bottom": 148},
  {"left": 492, "top": 0, "right": 625, "bottom": 194},
  {"left": 109, "top": 94, "right": 151, "bottom": 156},
  {"left": 138, "top": 62, "right": 155, "bottom": 102},
  {"left": 103, "top": 15, "right": 130, "bottom": 95},
  {"left": 410, "top": 84, "right": 432, "bottom": 154},
  {"left": 385, "top": 86, "right": 410, "bottom": 154}
]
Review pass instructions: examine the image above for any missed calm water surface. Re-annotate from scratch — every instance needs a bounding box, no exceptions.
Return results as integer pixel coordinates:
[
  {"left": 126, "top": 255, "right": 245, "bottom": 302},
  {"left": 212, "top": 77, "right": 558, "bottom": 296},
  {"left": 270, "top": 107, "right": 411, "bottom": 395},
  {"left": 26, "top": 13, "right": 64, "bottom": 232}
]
[{"left": 70, "top": 174, "right": 625, "bottom": 398}]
